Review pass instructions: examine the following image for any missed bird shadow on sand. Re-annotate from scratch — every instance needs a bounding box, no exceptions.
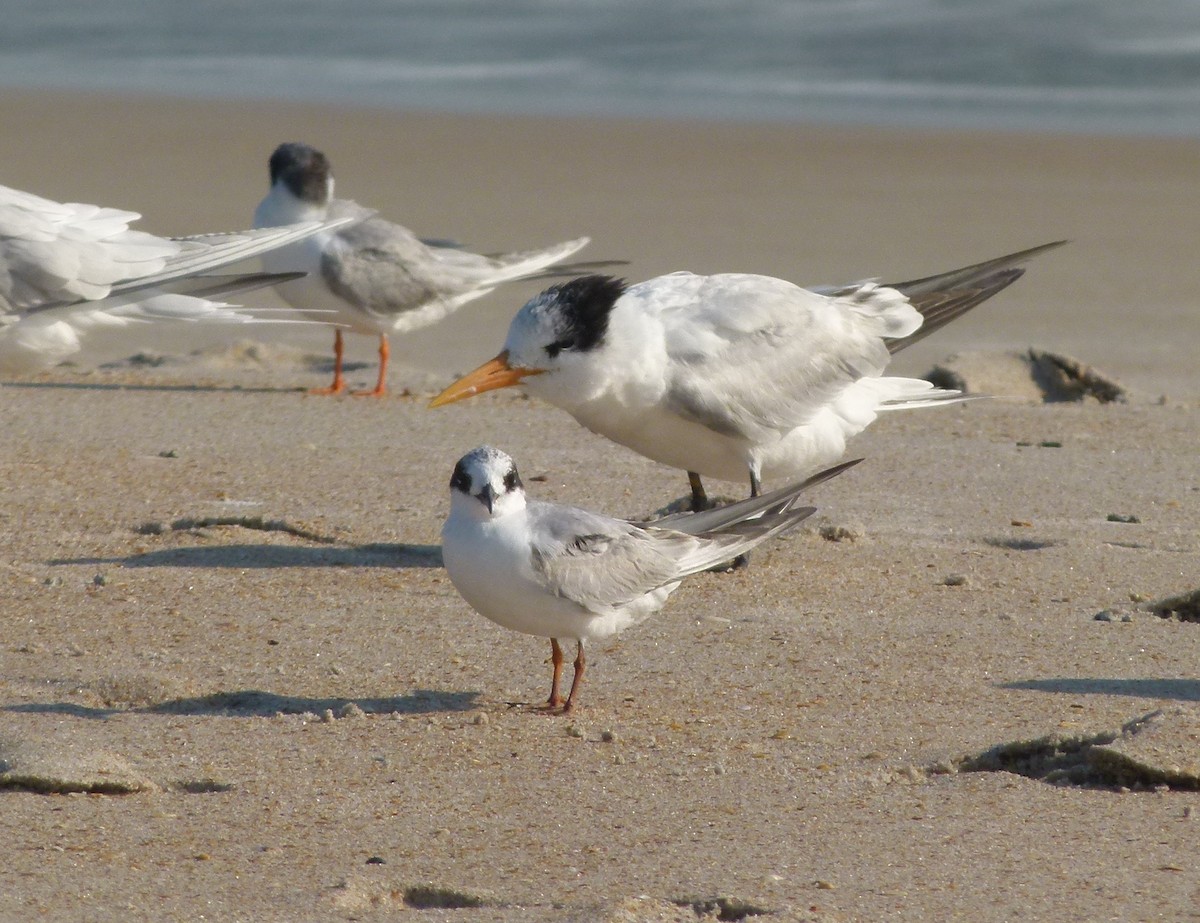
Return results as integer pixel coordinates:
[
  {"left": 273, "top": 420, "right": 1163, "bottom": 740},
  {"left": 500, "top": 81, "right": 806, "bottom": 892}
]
[
  {"left": 1, "top": 380, "right": 307, "bottom": 395},
  {"left": 52, "top": 542, "right": 443, "bottom": 569},
  {"left": 1002, "top": 677, "right": 1200, "bottom": 703},
  {"left": 2, "top": 688, "right": 479, "bottom": 720}
]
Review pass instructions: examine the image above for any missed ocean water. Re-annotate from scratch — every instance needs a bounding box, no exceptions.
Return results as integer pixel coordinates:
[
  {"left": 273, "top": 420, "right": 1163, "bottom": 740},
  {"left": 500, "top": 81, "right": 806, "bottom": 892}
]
[{"left": 1, "top": 0, "right": 1199, "bottom": 137}]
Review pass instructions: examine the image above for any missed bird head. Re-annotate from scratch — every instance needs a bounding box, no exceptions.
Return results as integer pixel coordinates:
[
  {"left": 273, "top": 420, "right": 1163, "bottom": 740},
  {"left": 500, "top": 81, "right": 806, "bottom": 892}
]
[
  {"left": 449, "top": 446, "right": 527, "bottom": 519},
  {"left": 267, "top": 142, "right": 334, "bottom": 207},
  {"left": 429, "top": 275, "right": 626, "bottom": 408}
]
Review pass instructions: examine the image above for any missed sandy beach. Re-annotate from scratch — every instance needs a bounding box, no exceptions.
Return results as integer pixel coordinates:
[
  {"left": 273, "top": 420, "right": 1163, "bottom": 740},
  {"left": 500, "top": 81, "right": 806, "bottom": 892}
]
[{"left": 2, "top": 90, "right": 1199, "bottom": 921}]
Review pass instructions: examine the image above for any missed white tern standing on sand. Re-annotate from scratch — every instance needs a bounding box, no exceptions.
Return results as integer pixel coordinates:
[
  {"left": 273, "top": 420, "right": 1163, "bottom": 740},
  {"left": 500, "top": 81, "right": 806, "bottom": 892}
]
[
  {"left": 253, "top": 141, "right": 616, "bottom": 396},
  {"left": 440, "top": 445, "right": 859, "bottom": 712},
  {"left": 431, "top": 242, "right": 1064, "bottom": 511}
]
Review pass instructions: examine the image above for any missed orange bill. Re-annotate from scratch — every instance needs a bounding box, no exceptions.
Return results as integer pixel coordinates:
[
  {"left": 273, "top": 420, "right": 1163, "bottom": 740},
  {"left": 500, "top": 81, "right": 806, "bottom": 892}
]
[{"left": 428, "top": 350, "right": 545, "bottom": 408}]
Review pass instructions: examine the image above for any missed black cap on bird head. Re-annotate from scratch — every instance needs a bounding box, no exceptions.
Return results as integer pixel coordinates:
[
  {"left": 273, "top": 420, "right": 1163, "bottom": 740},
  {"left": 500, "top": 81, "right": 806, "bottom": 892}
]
[{"left": 268, "top": 142, "right": 332, "bottom": 205}]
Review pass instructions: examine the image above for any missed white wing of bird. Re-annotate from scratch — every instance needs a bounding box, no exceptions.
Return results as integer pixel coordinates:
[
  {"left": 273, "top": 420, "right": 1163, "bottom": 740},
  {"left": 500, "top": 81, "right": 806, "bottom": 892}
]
[{"left": 0, "top": 181, "right": 355, "bottom": 374}]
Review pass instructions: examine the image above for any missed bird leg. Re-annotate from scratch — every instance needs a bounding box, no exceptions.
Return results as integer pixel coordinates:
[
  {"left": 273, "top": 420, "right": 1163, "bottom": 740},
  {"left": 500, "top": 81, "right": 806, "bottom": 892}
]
[
  {"left": 353, "top": 334, "right": 390, "bottom": 397},
  {"left": 545, "top": 637, "right": 566, "bottom": 709},
  {"left": 309, "top": 329, "right": 348, "bottom": 395},
  {"left": 688, "top": 471, "right": 709, "bottom": 511},
  {"left": 562, "top": 642, "right": 587, "bottom": 714}
]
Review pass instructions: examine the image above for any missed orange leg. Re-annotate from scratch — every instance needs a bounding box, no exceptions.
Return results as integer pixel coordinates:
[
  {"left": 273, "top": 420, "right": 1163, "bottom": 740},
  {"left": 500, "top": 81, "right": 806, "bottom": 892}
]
[
  {"left": 562, "top": 642, "right": 586, "bottom": 714},
  {"left": 309, "top": 329, "right": 347, "bottom": 395},
  {"left": 545, "top": 638, "right": 566, "bottom": 709},
  {"left": 353, "top": 334, "right": 390, "bottom": 397}
]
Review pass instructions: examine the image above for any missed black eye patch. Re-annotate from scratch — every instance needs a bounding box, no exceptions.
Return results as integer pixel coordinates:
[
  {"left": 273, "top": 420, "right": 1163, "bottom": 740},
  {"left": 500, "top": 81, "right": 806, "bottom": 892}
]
[
  {"left": 503, "top": 467, "right": 523, "bottom": 493},
  {"left": 540, "top": 275, "right": 626, "bottom": 358}
]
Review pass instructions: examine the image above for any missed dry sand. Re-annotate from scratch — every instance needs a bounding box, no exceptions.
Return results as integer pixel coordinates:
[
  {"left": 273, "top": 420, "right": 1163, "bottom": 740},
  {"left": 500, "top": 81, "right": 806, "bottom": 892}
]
[{"left": 1, "top": 90, "right": 1199, "bottom": 921}]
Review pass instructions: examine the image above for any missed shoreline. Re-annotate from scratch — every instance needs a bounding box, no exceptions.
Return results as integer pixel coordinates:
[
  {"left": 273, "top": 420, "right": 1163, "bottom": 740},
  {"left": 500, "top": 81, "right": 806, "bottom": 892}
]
[{"left": 7, "top": 81, "right": 1200, "bottom": 142}]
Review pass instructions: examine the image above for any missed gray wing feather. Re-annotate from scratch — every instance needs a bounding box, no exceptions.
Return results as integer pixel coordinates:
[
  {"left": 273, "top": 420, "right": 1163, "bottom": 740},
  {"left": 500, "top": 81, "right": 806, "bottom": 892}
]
[
  {"left": 321, "top": 200, "right": 594, "bottom": 321},
  {"left": 525, "top": 470, "right": 837, "bottom": 614},
  {"left": 526, "top": 502, "right": 692, "bottom": 611},
  {"left": 321, "top": 218, "right": 447, "bottom": 318},
  {"left": 321, "top": 223, "right": 546, "bottom": 318},
  {"left": 111, "top": 216, "right": 359, "bottom": 298}
]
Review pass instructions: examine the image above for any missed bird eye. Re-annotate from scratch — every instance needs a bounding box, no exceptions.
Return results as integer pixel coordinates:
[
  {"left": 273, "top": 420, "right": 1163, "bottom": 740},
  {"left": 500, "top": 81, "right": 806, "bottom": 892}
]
[
  {"left": 503, "top": 468, "right": 522, "bottom": 492},
  {"left": 545, "top": 340, "right": 568, "bottom": 359}
]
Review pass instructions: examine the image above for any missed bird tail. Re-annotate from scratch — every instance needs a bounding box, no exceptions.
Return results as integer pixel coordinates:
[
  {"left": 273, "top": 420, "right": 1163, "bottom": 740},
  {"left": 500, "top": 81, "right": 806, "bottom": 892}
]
[
  {"left": 880, "top": 240, "right": 1066, "bottom": 354},
  {"left": 643, "top": 459, "right": 862, "bottom": 576},
  {"left": 657, "top": 458, "right": 862, "bottom": 535},
  {"left": 523, "top": 257, "right": 631, "bottom": 279},
  {"left": 479, "top": 237, "right": 615, "bottom": 284}
]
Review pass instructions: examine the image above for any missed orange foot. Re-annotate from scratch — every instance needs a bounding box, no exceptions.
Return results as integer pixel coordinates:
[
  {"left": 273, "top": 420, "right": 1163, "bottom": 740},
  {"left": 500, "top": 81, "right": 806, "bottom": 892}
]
[{"left": 308, "top": 380, "right": 347, "bottom": 396}]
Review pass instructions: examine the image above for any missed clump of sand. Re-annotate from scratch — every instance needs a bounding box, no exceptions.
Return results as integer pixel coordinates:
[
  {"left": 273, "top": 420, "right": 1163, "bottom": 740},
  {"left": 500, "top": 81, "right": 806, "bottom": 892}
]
[{"left": 927, "top": 349, "right": 1128, "bottom": 403}]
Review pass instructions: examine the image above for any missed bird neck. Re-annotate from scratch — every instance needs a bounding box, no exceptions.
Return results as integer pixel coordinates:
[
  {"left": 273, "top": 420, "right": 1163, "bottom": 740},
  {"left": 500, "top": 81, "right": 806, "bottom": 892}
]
[{"left": 254, "top": 183, "right": 328, "bottom": 228}]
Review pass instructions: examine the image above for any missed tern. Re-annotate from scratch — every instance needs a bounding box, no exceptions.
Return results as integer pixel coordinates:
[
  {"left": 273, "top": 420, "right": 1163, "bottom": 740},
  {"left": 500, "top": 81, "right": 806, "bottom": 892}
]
[
  {"left": 441, "top": 445, "right": 859, "bottom": 712},
  {"left": 0, "top": 181, "right": 350, "bottom": 374},
  {"left": 431, "top": 242, "right": 1064, "bottom": 511},
  {"left": 253, "top": 142, "right": 616, "bottom": 396}
]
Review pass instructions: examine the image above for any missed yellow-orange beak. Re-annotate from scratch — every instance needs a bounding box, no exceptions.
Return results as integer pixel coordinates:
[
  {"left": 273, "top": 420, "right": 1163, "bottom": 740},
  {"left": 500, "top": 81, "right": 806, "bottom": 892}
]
[{"left": 428, "top": 350, "right": 545, "bottom": 408}]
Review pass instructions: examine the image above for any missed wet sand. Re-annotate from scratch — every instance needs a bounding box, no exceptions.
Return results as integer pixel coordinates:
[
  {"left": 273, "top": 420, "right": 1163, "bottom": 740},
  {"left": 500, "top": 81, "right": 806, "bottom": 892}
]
[{"left": 1, "top": 90, "right": 1198, "bottom": 921}]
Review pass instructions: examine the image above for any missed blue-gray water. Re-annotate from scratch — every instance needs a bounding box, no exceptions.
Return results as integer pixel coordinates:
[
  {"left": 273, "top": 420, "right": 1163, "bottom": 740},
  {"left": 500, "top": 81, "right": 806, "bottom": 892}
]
[{"left": 2, "top": 0, "right": 1199, "bottom": 136}]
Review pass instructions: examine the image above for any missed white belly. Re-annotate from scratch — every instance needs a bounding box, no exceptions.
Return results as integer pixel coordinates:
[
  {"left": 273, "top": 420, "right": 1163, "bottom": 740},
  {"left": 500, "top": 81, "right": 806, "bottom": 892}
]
[
  {"left": 565, "top": 393, "right": 854, "bottom": 488},
  {"left": 442, "top": 517, "right": 602, "bottom": 642}
]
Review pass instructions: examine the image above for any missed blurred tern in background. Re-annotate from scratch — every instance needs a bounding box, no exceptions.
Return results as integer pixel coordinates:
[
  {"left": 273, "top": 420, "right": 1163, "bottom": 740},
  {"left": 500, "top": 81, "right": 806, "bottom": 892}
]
[
  {"left": 0, "top": 181, "right": 351, "bottom": 374},
  {"left": 254, "top": 142, "right": 620, "bottom": 396}
]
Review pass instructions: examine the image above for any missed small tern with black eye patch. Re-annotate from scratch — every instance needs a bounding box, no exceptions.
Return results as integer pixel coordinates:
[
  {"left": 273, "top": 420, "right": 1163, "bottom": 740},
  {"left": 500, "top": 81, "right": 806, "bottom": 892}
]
[
  {"left": 430, "top": 242, "right": 1064, "bottom": 514},
  {"left": 440, "top": 445, "right": 859, "bottom": 712},
  {"left": 253, "top": 142, "right": 620, "bottom": 396},
  {"left": 0, "top": 181, "right": 354, "bottom": 374}
]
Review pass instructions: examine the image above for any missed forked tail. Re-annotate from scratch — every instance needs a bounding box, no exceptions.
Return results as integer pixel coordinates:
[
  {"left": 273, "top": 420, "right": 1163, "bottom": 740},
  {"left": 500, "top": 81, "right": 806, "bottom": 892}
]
[{"left": 883, "top": 240, "right": 1067, "bottom": 354}]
